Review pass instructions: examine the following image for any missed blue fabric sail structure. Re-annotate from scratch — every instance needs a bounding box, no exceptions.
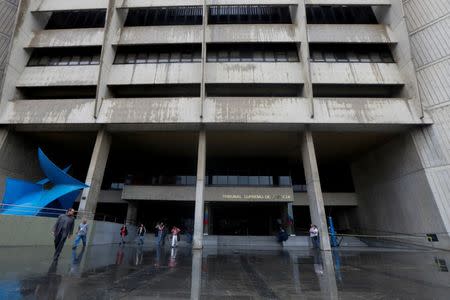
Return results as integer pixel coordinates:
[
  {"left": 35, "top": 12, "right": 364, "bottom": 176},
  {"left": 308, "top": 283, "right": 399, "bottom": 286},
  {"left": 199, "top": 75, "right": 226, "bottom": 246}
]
[{"left": 1, "top": 148, "right": 88, "bottom": 216}]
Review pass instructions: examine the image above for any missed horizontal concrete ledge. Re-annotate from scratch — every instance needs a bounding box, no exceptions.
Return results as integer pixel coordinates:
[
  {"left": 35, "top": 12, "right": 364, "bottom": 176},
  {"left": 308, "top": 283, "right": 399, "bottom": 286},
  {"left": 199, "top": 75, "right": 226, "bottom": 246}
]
[
  {"left": 117, "top": 0, "right": 203, "bottom": 8},
  {"left": 108, "top": 64, "right": 202, "bottom": 85},
  {"left": 311, "top": 63, "right": 404, "bottom": 85},
  {"left": 115, "top": 26, "right": 202, "bottom": 45},
  {"left": 207, "top": 24, "right": 301, "bottom": 43},
  {"left": 0, "top": 99, "right": 96, "bottom": 124},
  {"left": 122, "top": 185, "right": 294, "bottom": 202},
  {"left": 206, "top": 62, "right": 304, "bottom": 84},
  {"left": 294, "top": 192, "right": 358, "bottom": 206},
  {"left": 28, "top": 28, "right": 104, "bottom": 48},
  {"left": 17, "top": 65, "right": 100, "bottom": 87},
  {"left": 305, "top": 0, "right": 391, "bottom": 5},
  {"left": 308, "top": 24, "right": 396, "bottom": 44},
  {"left": 208, "top": 0, "right": 299, "bottom": 5},
  {"left": 30, "top": 0, "right": 108, "bottom": 12}
]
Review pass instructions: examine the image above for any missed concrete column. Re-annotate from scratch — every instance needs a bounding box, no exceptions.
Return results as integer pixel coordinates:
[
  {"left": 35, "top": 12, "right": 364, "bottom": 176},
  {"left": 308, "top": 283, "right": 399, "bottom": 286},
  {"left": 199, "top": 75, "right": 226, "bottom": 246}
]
[
  {"left": 126, "top": 201, "right": 138, "bottom": 225},
  {"left": 193, "top": 130, "right": 206, "bottom": 249},
  {"left": 190, "top": 250, "right": 203, "bottom": 299},
  {"left": 78, "top": 129, "right": 111, "bottom": 218},
  {"left": 301, "top": 131, "right": 331, "bottom": 250}
]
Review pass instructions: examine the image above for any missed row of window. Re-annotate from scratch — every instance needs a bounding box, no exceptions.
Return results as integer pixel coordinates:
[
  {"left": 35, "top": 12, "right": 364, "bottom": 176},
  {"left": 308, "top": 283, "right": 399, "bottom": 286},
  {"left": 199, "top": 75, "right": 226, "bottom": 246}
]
[
  {"left": 46, "top": 10, "right": 106, "bottom": 29},
  {"left": 27, "top": 48, "right": 101, "bottom": 66},
  {"left": 114, "top": 51, "right": 201, "bottom": 64},
  {"left": 306, "top": 6, "right": 378, "bottom": 24},
  {"left": 309, "top": 44, "right": 394, "bottom": 63},
  {"left": 125, "top": 7, "right": 203, "bottom": 26},
  {"left": 43, "top": 6, "right": 378, "bottom": 30}
]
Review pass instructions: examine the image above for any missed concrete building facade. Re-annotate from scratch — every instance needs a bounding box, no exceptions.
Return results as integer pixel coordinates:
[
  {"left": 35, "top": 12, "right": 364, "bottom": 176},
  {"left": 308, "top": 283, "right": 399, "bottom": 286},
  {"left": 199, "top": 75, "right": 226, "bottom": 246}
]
[{"left": 0, "top": 0, "right": 448, "bottom": 249}]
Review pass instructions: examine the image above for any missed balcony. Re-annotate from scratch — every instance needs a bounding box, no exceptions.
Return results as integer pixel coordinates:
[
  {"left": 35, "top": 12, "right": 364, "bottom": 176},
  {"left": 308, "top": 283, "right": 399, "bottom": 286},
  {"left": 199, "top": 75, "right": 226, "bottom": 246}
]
[
  {"left": 28, "top": 28, "right": 104, "bottom": 48},
  {"left": 108, "top": 63, "right": 202, "bottom": 85},
  {"left": 206, "top": 24, "right": 301, "bottom": 43},
  {"left": 17, "top": 65, "right": 99, "bottom": 87},
  {"left": 115, "top": 26, "right": 202, "bottom": 45},
  {"left": 308, "top": 24, "right": 395, "bottom": 43},
  {"left": 205, "top": 62, "right": 303, "bottom": 84},
  {"left": 310, "top": 62, "right": 403, "bottom": 85}
]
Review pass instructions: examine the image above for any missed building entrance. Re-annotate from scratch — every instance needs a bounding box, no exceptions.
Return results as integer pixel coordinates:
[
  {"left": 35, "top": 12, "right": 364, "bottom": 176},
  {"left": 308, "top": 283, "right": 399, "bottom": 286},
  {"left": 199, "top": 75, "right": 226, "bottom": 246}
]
[{"left": 210, "top": 202, "right": 284, "bottom": 236}]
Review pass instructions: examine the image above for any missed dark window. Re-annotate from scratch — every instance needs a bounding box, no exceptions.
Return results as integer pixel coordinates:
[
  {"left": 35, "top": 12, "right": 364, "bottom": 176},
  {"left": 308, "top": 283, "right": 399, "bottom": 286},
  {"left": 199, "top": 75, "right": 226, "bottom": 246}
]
[
  {"left": 46, "top": 10, "right": 106, "bottom": 29},
  {"left": 27, "top": 47, "right": 102, "bottom": 67},
  {"left": 113, "top": 44, "right": 201, "bottom": 64},
  {"left": 125, "top": 7, "right": 203, "bottom": 26},
  {"left": 209, "top": 5, "right": 292, "bottom": 24},
  {"left": 306, "top": 6, "right": 378, "bottom": 24},
  {"left": 207, "top": 43, "right": 299, "bottom": 63},
  {"left": 309, "top": 44, "right": 394, "bottom": 63}
]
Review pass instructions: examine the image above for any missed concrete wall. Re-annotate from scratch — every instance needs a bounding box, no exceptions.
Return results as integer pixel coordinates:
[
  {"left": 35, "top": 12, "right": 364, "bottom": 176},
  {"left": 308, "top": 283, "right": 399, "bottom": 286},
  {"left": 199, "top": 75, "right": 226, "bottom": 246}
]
[
  {"left": 293, "top": 192, "right": 357, "bottom": 206},
  {"left": 0, "top": 0, "right": 19, "bottom": 95},
  {"left": 0, "top": 129, "right": 42, "bottom": 201},
  {"left": 401, "top": 0, "right": 450, "bottom": 247},
  {"left": 352, "top": 133, "right": 450, "bottom": 249},
  {"left": 0, "top": 214, "right": 136, "bottom": 246}
]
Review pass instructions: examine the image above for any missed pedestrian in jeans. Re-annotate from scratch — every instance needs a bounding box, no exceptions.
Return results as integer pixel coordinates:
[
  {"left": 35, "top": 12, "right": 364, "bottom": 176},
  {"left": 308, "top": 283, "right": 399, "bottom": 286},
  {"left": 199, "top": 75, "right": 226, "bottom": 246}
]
[
  {"left": 52, "top": 208, "right": 75, "bottom": 261},
  {"left": 171, "top": 225, "right": 181, "bottom": 248},
  {"left": 72, "top": 218, "right": 88, "bottom": 249},
  {"left": 309, "top": 224, "right": 320, "bottom": 249},
  {"left": 155, "top": 222, "right": 165, "bottom": 246},
  {"left": 137, "top": 224, "right": 146, "bottom": 246}
]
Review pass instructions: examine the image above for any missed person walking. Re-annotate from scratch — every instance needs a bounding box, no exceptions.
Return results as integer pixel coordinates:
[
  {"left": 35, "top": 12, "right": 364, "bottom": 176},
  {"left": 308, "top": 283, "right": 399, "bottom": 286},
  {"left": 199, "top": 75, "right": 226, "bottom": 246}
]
[
  {"left": 309, "top": 224, "right": 320, "bottom": 249},
  {"left": 52, "top": 208, "right": 75, "bottom": 261},
  {"left": 137, "top": 223, "right": 147, "bottom": 246},
  {"left": 120, "top": 224, "right": 128, "bottom": 245},
  {"left": 155, "top": 222, "right": 165, "bottom": 246},
  {"left": 72, "top": 218, "right": 89, "bottom": 249},
  {"left": 171, "top": 225, "right": 181, "bottom": 248}
]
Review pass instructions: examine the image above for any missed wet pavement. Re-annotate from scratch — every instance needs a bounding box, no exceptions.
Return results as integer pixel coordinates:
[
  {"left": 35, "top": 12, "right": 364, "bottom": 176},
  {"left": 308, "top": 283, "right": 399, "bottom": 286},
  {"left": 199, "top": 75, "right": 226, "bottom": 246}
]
[{"left": 0, "top": 243, "right": 449, "bottom": 299}]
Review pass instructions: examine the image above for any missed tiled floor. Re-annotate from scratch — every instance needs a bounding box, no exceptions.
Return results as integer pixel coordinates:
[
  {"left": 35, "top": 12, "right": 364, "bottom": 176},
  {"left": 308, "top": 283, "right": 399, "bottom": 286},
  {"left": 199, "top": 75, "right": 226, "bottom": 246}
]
[{"left": 0, "top": 244, "right": 449, "bottom": 299}]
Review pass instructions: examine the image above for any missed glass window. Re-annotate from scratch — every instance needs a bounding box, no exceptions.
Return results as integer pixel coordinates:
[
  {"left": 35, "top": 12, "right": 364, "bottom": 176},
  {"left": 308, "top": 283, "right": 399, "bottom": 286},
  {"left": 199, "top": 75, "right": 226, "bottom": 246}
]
[
  {"left": 275, "top": 51, "right": 288, "bottom": 62},
  {"left": 207, "top": 51, "right": 217, "bottom": 62},
  {"left": 228, "top": 176, "right": 238, "bottom": 185},
  {"left": 176, "top": 176, "right": 186, "bottom": 185},
  {"left": 91, "top": 55, "right": 100, "bottom": 65},
  {"left": 347, "top": 51, "right": 359, "bottom": 62},
  {"left": 218, "top": 51, "right": 228, "bottom": 62},
  {"left": 287, "top": 51, "right": 299, "bottom": 62},
  {"left": 58, "top": 56, "right": 70, "bottom": 66},
  {"left": 193, "top": 51, "right": 201, "bottom": 62},
  {"left": 38, "top": 56, "right": 50, "bottom": 66},
  {"left": 230, "top": 51, "right": 240, "bottom": 62},
  {"left": 249, "top": 176, "right": 259, "bottom": 185},
  {"left": 48, "top": 57, "right": 60, "bottom": 66},
  {"left": 253, "top": 51, "right": 264, "bottom": 62},
  {"left": 335, "top": 51, "right": 348, "bottom": 62},
  {"left": 264, "top": 51, "right": 275, "bottom": 62},
  {"left": 28, "top": 56, "right": 40, "bottom": 66},
  {"left": 311, "top": 50, "right": 324, "bottom": 62},
  {"left": 324, "top": 52, "right": 335, "bottom": 62},
  {"left": 69, "top": 56, "right": 80, "bottom": 65},
  {"left": 218, "top": 175, "right": 227, "bottom": 185},
  {"left": 147, "top": 52, "right": 158, "bottom": 63},
  {"left": 279, "top": 176, "right": 291, "bottom": 186},
  {"left": 159, "top": 53, "right": 170, "bottom": 63},
  {"left": 380, "top": 51, "right": 394, "bottom": 63},
  {"left": 238, "top": 176, "right": 249, "bottom": 185},
  {"left": 259, "top": 176, "right": 271, "bottom": 186},
  {"left": 186, "top": 176, "right": 196, "bottom": 185},
  {"left": 170, "top": 52, "right": 181, "bottom": 62},
  {"left": 79, "top": 56, "right": 91, "bottom": 65},
  {"left": 114, "top": 53, "right": 125, "bottom": 64},
  {"left": 241, "top": 50, "right": 253, "bottom": 62},
  {"left": 125, "top": 53, "right": 136, "bottom": 64},
  {"left": 369, "top": 52, "right": 382, "bottom": 63},
  {"left": 358, "top": 52, "right": 370, "bottom": 62},
  {"left": 136, "top": 52, "right": 147, "bottom": 63}
]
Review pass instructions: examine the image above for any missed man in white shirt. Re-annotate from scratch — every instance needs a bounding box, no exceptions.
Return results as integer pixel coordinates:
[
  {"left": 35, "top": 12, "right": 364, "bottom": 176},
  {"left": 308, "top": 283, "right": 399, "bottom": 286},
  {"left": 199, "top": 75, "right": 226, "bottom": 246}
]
[{"left": 72, "top": 218, "right": 89, "bottom": 249}]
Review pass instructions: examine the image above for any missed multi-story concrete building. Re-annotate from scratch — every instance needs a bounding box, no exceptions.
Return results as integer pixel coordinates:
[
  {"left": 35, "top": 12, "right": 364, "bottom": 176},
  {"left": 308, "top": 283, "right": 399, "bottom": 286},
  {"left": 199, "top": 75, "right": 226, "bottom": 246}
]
[{"left": 0, "top": 0, "right": 448, "bottom": 249}]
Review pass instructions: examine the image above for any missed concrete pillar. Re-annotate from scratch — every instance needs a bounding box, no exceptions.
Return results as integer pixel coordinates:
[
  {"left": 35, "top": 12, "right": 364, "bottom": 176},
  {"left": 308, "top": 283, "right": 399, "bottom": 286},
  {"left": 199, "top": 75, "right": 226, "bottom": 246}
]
[
  {"left": 190, "top": 250, "right": 203, "bottom": 299},
  {"left": 301, "top": 131, "right": 331, "bottom": 250},
  {"left": 78, "top": 129, "right": 111, "bottom": 218},
  {"left": 126, "top": 201, "right": 138, "bottom": 225},
  {"left": 193, "top": 130, "right": 206, "bottom": 249}
]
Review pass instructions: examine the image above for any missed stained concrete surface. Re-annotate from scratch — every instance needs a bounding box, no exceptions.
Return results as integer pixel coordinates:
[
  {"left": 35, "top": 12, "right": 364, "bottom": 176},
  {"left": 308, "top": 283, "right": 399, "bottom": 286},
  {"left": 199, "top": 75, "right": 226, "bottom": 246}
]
[{"left": 0, "top": 244, "right": 449, "bottom": 299}]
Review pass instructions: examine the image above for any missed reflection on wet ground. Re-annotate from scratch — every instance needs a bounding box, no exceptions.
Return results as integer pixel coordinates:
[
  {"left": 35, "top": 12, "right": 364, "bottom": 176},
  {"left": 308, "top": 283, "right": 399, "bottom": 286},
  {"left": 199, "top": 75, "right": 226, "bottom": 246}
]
[{"left": 0, "top": 244, "right": 449, "bottom": 299}]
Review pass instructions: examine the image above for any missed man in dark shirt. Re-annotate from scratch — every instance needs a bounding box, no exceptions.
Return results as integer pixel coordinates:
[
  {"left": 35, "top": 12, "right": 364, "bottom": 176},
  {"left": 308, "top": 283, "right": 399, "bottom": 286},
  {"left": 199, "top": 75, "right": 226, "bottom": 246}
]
[{"left": 52, "top": 208, "right": 75, "bottom": 261}]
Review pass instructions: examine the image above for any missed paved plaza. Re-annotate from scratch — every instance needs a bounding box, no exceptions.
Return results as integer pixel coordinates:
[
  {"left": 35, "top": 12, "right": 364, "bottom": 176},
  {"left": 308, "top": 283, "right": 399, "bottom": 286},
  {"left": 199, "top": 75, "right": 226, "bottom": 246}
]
[{"left": 0, "top": 244, "right": 449, "bottom": 299}]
